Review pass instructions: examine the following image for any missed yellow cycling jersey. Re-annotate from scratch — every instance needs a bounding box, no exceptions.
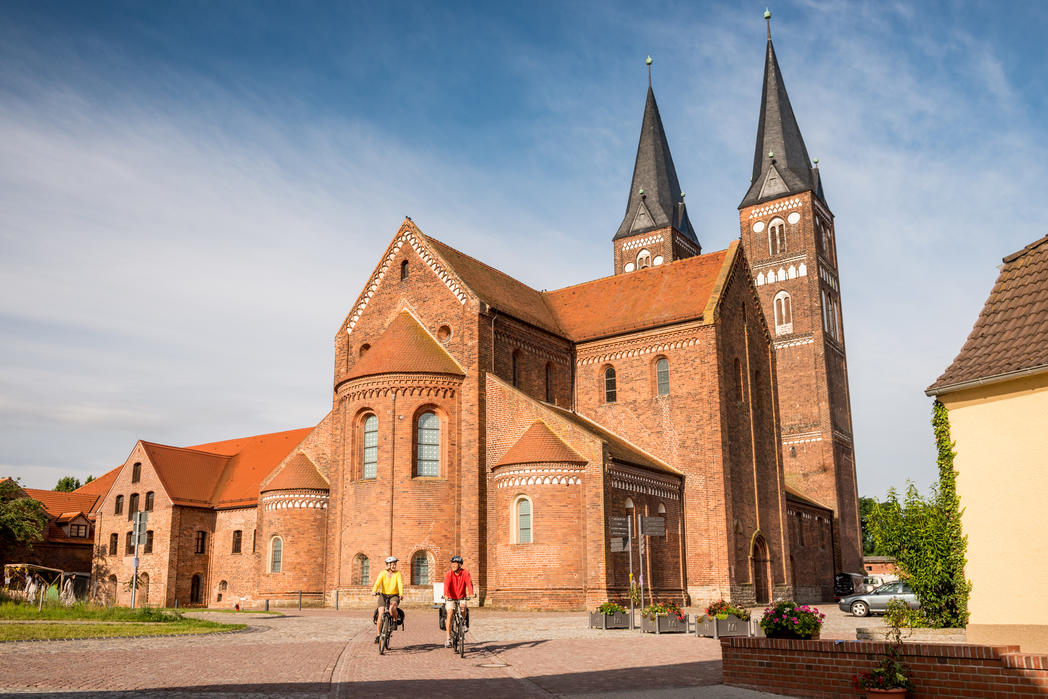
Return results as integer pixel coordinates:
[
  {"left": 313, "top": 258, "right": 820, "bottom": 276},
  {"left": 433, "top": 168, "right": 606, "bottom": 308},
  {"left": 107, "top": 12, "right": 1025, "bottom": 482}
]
[{"left": 372, "top": 569, "right": 403, "bottom": 596}]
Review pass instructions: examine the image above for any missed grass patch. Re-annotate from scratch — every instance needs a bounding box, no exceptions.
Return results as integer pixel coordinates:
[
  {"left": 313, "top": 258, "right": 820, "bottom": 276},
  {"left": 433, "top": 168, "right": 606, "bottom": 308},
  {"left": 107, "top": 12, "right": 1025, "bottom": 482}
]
[
  {"left": 179, "top": 608, "right": 280, "bottom": 615},
  {"left": 0, "top": 601, "right": 183, "bottom": 622},
  {"left": 0, "top": 618, "right": 245, "bottom": 642}
]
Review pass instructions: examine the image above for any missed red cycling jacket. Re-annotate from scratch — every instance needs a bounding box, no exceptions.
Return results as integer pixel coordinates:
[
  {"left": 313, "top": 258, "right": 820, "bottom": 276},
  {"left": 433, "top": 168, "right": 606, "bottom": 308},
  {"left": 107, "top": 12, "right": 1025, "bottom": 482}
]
[{"left": 443, "top": 569, "right": 474, "bottom": 600}]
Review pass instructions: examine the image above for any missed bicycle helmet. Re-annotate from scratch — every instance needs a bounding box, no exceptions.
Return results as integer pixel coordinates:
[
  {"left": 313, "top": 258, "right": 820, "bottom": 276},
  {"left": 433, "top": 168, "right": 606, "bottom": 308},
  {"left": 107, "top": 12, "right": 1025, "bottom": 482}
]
[
  {"left": 450, "top": 555, "right": 463, "bottom": 563},
  {"left": 385, "top": 556, "right": 398, "bottom": 563}
]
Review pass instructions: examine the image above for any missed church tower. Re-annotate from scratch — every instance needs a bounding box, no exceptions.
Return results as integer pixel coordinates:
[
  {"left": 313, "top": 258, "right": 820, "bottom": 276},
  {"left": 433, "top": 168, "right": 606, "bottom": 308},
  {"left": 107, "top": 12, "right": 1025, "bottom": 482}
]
[
  {"left": 737, "top": 14, "right": 862, "bottom": 574},
  {"left": 613, "top": 69, "right": 700, "bottom": 274}
]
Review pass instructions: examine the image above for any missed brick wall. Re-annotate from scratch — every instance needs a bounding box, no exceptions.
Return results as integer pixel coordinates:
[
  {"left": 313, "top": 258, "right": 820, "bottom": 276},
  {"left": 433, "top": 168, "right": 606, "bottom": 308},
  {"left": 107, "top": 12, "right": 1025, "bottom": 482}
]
[
  {"left": 722, "top": 637, "right": 1048, "bottom": 698},
  {"left": 612, "top": 226, "right": 700, "bottom": 275},
  {"left": 258, "top": 489, "right": 328, "bottom": 596},
  {"left": 208, "top": 507, "right": 259, "bottom": 607}
]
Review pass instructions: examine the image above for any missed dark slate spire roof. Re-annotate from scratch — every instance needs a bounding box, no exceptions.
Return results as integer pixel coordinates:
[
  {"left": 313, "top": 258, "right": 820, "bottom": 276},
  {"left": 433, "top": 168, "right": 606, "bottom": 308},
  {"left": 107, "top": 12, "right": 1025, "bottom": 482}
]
[
  {"left": 614, "top": 87, "right": 698, "bottom": 244},
  {"left": 740, "top": 37, "right": 825, "bottom": 208}
]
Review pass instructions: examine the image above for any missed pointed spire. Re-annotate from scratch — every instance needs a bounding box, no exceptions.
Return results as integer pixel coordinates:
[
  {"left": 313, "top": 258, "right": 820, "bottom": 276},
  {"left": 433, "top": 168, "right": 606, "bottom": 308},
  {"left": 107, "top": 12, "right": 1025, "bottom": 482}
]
[
  {"left": 614, "top": 81, "right": 698, "bottom": 243},
  {"left": 740, "top": 18, "right": 825, "bottom": 208}
]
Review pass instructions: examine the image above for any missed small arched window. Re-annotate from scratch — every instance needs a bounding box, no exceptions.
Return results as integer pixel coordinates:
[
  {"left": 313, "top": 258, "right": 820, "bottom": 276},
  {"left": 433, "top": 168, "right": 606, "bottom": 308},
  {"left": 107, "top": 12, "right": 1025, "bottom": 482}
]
[
  {"left": 657, "top": 502, "right": 667, "bottom": 515},
  {"left": 796, "top": 512, "right": 805, "bottom": 546},
  {"left": 416, "top": 411, "right": 440, "bottom": 477},
  {"left": 734, "top": 358, "right": 745, "bottom": 402},
  {"left": 511, "top": 350, "right": 521, "bottom": 387},
  {"left": 636, "top": 249, "right": 651, "bottom": 269},
  {"left": 544, "top": 362, "right": 553, "bottom": 402},
  {"left": 356, "top": 554, "right": 370, "bottom": 585},
  {"left": 269, "top": 536, "right": 283, "bottom": 573},
  {"left": 131, "top": 462, "right": 141, "bottom": 483},
  {"left": 144, "top": 530, "right": 153, "bottom": 553},
  {"left": 400, "top": 260, "right": 409, "bottom": 280},
  {"left": 773, "top": 291, "right": 793, "bottom": 335},
  {"left": 624, "top": 497, "right": 634, "bottom": 511},
  {"left": 127, "top": 493, "right": 139, "bottom": 520},
  {"left": 218, "top": 580, "right": 228, "bottom": 591},
  {"left": 411, "top": 550, "right": 431, "bottom": 585},
  {"left": 768, "top": 218, "right": 787, "bottom": 255},
  {"left": 362, "top": 414, "right": 378, "bottom": 479},
  {"left": 109, "top": 533, "right": 118, "bottom": 555},
  {"left": 144, "top": 491, "right": 154, "bottom": 511},
  {"left": 194, "top": 531, "right": 206, "bottom": 554},
  {"left": 604, "top": 366, "right": 617, "bottom": 403},
  {"left": 515, "top": 497, "right": 533, "bottom": 544},
  {"left": 114, "top": 495, "right": 123, "bottom": 515},
  {"left": 656, "top": 358, "right": 670, "bottom": 396}
]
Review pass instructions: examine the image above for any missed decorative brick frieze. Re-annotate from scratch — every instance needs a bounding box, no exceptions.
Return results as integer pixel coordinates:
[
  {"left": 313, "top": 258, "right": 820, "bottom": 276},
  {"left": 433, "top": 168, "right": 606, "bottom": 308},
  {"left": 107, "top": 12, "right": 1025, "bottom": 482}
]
[
  {"left": 576, "top": 323, "right": 704, "bottom": 366},
  {"left": 494, "top": 328, "right": 572, "bottom": 366},
  {"left": 745, "top": 197, "right": 803, "bottom": 219},
  {"left": 622, "top": 233, "right": 665, "bottom": 251},
  {"left": 607, "top": 466, "right": 681, "bottom": 501},
  {"left": 336, "top": 373, "right": 462, "bottom": 402},
  {"left": 261, "top": 491, "right": 330, "bottom": 511}
]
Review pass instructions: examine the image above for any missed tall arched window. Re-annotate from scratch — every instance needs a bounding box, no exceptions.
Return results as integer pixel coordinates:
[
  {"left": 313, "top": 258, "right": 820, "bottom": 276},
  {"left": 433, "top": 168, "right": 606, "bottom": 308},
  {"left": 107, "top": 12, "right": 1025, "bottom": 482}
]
[
  {"left": 131, "top": 462, "right": 141, "bottom": 483},
  {"left": 232, "top": 530, "right": 242, "bottom": 554},
  {"left": 411, "top": 551, "right": 431, "bottom": 585},
  {"left": 416, "top": 412, "right": 440, "bottom": 477},
  {"left": 768, "top": 218, "right": 786, "bottom": 255},
  {"left": 144, "top": 530, "right": 153, "bottom": 553},
  {"left": 604, "top": 366, "right": 617, "bottom": 403},
  {"left": 656, "top": 358, "right": 670, "bottom": 396},
  {"left": 127, "top": 493, "right": 139, "bottom": 521},
  {"left": 545, "top": 362, "right": 553, "bottom": 402},
  {"left": 269, "top": 536, "right": 283, "bottom": 573},
  {"left": 773, "top": 291, "right": 793, "bottom": 335},
  {"left": 514, "top": 497, "right": 533, "bottom": 544},
  {"left": 190, "top": 574, "right": 202, "bottom": 604},
  {"left": 734, "top": 358, "right": 745, "bottom": 402},
  {"left": 636, "top": 249, "right": 651, "bottom": 269},
  {"left": 362, "top": 414, "right": 378, "bottom": 479},
  {"left": 400, "top": 260, "right": 409, "bottom": 280},
  {"left": 114, "top": 495, "right": 123, "bottom": 515},
  {"left": 109, "top": 533, "right": 118, "bottom": 555},
  {"left": 511, "top": 350, "right": 521, "bottom": 387},
  {"left": 356, "top": 554, "right": 370, "bottom": 585},
  {"left": 144, "top": 491, "right": 154, "bottom": 511},
  {"left": 125, "top": 531, "right": 134, "bottom": 555}
]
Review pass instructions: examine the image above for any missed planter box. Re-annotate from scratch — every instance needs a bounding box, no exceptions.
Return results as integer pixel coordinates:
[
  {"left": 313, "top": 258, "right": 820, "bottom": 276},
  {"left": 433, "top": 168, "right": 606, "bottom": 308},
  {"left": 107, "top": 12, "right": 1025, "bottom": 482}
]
[
  {"left": 641, "top": 613, "right": 689, "bottom": 634},
  {"left": 696, "top": 614, "right": 751, "bottom": 638},
  {"left": 588, "top": 610, "right": 631, "bottom": 630},
  {"left": 765, "top": 628, "right": 820, "bottom": 640}
]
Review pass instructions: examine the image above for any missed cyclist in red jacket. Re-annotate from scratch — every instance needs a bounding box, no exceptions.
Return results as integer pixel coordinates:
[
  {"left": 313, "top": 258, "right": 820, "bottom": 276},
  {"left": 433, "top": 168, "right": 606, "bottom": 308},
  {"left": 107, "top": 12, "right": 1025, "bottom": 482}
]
[{"left": 443, "top": 555, "right": 474, "bottom": 647}]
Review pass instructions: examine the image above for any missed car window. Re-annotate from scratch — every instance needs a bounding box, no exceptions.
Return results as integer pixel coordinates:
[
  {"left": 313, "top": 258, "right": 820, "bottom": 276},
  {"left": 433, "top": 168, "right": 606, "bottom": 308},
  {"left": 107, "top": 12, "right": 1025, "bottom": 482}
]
[
  {"left": 878, "top": 582, "right": 900, "bottom": 594},
  {"left": 900, "top": 583, "right": 912, "bottom": 594}
]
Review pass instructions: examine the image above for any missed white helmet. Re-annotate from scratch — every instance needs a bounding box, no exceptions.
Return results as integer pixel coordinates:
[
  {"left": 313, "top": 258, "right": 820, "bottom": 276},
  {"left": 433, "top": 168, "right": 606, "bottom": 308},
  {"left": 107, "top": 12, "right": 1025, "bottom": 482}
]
[{"left": 384, "top": 556, "right": 398, "bottom": 564}]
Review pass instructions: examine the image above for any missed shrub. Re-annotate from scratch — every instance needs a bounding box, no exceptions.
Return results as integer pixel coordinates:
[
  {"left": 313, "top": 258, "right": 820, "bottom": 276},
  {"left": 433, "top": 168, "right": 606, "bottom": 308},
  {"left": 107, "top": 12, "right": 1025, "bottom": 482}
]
[
  {"left": 704, "top": 599, "right": 750, "bottom": 620},
  {"left": 854, "top": 645, "right": 911, "bottom": 691},
  {"left": 759, "top": 601, "right": 824, "bottom": 639},
  {"left": 642, "top": 600, "right": 684, "bottom": 621},
  {"left": 596, "top": 601, "right": 626, "bottom": 616}
]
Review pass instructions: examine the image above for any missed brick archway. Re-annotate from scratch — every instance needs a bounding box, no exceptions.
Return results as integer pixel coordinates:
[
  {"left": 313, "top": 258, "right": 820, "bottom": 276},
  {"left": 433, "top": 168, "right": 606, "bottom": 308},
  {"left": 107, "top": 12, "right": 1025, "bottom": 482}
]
[{"left": 751, "top": 534, "right": 771, "bottom": 604}]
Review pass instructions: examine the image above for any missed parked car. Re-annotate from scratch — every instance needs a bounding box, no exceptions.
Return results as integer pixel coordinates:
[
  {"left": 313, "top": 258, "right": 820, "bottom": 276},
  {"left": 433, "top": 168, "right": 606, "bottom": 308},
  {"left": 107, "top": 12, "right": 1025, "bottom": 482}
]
[
  {"left": 833, "top": 572, "right": 865, "bottom": 601},
  {"left": 839, "top": 580, "right": 920, "bottom": 617}
]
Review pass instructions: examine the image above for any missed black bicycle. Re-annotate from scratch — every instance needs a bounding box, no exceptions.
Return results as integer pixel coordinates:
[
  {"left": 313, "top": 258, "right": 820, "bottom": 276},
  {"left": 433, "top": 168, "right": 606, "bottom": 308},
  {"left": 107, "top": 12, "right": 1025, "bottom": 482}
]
[
  {"left": 445, "top": 597, "right": 470, "bottom": 657},
  {"left": 377, "top": 597, "right": 398, "bottom": 655}
]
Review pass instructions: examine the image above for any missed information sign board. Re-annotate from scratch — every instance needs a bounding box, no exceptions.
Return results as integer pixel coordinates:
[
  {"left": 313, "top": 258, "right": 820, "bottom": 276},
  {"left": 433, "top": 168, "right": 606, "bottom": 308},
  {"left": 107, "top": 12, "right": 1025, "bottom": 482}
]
[{"left": 640, "top": 516, "right": 666, "bottom": 537}]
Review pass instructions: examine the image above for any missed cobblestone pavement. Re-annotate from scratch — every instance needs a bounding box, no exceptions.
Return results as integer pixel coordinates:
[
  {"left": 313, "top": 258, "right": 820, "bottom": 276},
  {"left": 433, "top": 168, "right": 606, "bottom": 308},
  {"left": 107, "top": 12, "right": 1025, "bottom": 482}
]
[{"left": 0, "top": 608, "right": 801, "bottom": 698}]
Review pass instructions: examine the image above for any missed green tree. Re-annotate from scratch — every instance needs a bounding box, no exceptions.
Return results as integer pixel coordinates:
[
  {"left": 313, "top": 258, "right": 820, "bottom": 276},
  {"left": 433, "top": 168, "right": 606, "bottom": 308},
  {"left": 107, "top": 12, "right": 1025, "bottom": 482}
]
[
  {"left": 0, "top": 478, "right": 49, "bottom": 555},
  {"left": 859, "top": 496, "right": 885, "bottom": 555},
  {"left": 868, "top": 400, "right": 971, "bottom": 628},
  {"left": 84, "top": 475, "right": 94, "bottom": 484},
  {"left": 54, "top": 476, "right": 81, "bottom": 492}
]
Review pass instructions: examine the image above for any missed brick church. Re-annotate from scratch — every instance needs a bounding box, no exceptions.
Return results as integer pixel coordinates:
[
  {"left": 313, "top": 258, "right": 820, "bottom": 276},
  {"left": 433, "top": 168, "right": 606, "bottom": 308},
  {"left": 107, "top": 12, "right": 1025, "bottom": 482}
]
[{"left": 90, "top": 22, "right": 862, "bottom": 609}]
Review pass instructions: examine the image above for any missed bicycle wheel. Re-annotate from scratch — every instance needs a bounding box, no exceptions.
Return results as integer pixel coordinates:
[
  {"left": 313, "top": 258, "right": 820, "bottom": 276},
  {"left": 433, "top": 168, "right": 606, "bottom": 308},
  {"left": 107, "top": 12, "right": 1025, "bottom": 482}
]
[
  {"left": 457, "top": 617, "right": 466, "bottom": 658},
  {"left": 378, "top": 613, "right": 390, "bottom": 655}
]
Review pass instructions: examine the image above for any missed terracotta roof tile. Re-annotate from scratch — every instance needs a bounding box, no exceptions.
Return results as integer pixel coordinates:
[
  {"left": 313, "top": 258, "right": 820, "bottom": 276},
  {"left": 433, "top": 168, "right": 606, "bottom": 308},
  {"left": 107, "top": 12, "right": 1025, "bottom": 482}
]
[
  {"left": 424, "top": 236, "right": 562, "bottom": 334},
  {"left": 140, "top": 443, "right": 231, "bottom": 507},
  {"left": 190, "top": 428, "right": 313, "bottom": 506},
  {"left": 262, "top": 452, "right": 329, "bottom": 492},
  {"left": 928, "top": 236, "right": 1048, "bottom": 393},
  {"left": 22, "top": 489, "right": 101, "bottom": 518},
  {"left": 496, "top": 421, "right": 586, "bottom": 466},
  {"left": 72, "top": 466, "right": 121, "bottom": 511},
  {"left": 346, "top": 310, "right": 464, "bottom": 380},
  {"left": 543, "top": 248, "right": 731, "bottom": 341}
]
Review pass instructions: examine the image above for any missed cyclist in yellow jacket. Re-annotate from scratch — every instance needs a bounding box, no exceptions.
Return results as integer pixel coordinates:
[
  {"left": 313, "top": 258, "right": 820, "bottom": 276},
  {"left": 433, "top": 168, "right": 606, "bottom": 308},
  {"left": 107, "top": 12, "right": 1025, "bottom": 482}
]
[{"left": 372, "top": 556, "right": 403, "bottom": 643}]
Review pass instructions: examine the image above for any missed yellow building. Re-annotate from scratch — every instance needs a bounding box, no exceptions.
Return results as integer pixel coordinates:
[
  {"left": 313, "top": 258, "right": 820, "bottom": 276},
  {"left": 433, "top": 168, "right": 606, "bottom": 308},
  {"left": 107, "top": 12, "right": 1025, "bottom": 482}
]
[{"left": 926, "top": 235, "right": 1048, "bottom": 653}]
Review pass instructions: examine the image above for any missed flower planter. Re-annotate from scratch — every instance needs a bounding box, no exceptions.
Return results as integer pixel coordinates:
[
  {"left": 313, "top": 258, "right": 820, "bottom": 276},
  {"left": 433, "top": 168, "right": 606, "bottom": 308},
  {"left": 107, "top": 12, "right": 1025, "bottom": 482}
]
[
  {"left": 641, "top": 613, "right": 689, "bottom": 634},
  {"left": 765, "top": 629, "right": 820, "bottom": 640},
  {"left": 588, "top": 610, "right": 631, "bottom": 630},
  {"left": 864, "top": 690, "right": 907, "bottom": 698},
  {"left": 696, "top": 614, "right": 750, "bottom": 638}
]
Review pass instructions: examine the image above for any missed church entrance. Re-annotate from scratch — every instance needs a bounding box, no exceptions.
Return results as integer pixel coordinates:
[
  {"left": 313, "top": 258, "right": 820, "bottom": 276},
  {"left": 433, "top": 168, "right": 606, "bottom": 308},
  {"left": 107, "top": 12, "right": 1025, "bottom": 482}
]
[{"left": 752, "top": 535, "right": 771, "bottom": 604}]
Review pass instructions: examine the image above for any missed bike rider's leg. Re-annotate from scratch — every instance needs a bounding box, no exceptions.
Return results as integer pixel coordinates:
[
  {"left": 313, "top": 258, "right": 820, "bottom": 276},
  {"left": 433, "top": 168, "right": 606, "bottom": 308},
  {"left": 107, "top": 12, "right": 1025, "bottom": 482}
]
[
  {"left": 389, "top": 596, "right": 399, "bottom": 630},
  {"left": 460, "top": 599, "right": 468, "bottom": 631},
  {"left": 444, "top": 599, "right": 455, "bottom": 646},
  {"left": 375, "top": 595, "right": 385, "bottom": 642}
]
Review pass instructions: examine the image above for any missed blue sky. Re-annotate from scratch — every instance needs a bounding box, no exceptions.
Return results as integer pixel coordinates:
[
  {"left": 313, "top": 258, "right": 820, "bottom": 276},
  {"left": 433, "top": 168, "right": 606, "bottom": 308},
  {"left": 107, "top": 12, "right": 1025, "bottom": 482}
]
[{"left": 2, "top": 1, "right": 1046, "bottom": 498}]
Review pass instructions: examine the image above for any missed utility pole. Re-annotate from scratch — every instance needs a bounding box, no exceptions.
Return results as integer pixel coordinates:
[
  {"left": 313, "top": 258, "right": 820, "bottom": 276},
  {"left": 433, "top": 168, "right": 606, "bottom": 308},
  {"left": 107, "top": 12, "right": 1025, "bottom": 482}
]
[{"left": 130, "top": 511, "right": 148, "bottom": 609}]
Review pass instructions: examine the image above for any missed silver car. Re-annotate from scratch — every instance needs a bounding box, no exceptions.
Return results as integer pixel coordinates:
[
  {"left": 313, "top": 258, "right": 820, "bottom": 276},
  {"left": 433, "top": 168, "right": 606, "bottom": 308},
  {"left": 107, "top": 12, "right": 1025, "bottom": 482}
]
[{"left": 838, "top": 580, "right": 919, "bottom": 617}]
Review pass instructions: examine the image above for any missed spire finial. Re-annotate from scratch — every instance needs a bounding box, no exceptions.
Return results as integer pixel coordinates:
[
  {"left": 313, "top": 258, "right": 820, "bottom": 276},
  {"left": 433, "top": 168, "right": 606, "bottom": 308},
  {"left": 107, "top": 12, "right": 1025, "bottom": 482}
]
[
  {"left": 646, "top": 55, "right": 653, "bottom": 88},
  {"left": 764, "top": 8, "right": 772, "bottom": 40}
]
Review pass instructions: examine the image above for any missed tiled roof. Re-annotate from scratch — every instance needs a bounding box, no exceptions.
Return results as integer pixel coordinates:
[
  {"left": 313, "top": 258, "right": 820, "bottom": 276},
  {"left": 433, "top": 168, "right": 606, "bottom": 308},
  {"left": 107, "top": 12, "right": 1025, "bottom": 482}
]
[
  {"left": 927, "top": 236, "right": 1048, "bottom": 394},
  {"left": 424, "top": 236, "right": 562, "bottom": 335},
  {"left": 783, "top": 480, "right": 831, "bottom": 511},
  {"left": 73, "top": 466, "right": 121, "bottom": 510},
  {"left": 190, "top": 428, "right": 313, "bottom": 507},
  {"left": 544, "top": 247, "right": 732, "bottom": 341},
  {"left": 262, "top": 452, "right": 329, "bottom": 492},
  {"left": 496, "top": 420, "right": 586, "bottom": 466},
  {"left": 543, "top": 402, "right": 681, "bottom": 476},
  {"left": 346, "top": 310, "right": 465, "bottom": 381},
  {"left": 22, "top": 489, "right": 102, "bottom": 519},
  {"left": 140, "top": 443, "right": 231, "bottom": 507}
]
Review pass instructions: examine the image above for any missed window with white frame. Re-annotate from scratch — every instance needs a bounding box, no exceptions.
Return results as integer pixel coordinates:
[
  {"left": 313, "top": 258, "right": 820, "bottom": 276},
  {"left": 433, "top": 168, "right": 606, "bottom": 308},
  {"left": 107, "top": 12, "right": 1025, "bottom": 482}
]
[
  {"left": 768, "top": 218, "right": 787, "bottom": 255},
  {"left": 773, "top": 291, "right": 793, "bottom": 335},
  {"left": 636, "top": 249, "right": 651, "bottom": 269},
  {"left": 362, "top": 414, "right": 378, "bottom": 479},
  {"left": 514, "top": 496, "right": 533, "bottom": 544},
  {"left": 416, "top": 411, "right": 440, "bottom": 476},
  {"left": 269, "top": 536, "right": 283, "bottom": 573},
  {"left": 656, "top": 358, "right": 670, "bottom": 396}
]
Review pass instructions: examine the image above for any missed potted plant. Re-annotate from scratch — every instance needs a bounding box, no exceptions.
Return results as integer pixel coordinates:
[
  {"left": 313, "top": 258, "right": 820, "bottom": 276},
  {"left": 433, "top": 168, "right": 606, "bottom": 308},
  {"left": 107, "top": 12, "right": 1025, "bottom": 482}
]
[
  {"left": 697, "top": 599, "right": 751, "bottom": 638},
  {"left": 588, "top": 601, "right": 630, "bottom": 629},
  {"left": 640, "top": 600, "right": 688, "bottom": 634},
  {"left": 758, "top": 600, "right": 825, "bottom": 639},
  {"left": 854, "top": 645, "right": 911, "bottom": 697}
]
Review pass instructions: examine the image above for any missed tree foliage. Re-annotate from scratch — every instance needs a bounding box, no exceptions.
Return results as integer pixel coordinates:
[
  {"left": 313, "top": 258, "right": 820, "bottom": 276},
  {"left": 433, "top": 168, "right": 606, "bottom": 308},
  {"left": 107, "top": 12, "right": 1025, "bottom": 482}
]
[
  {"left": 0, "top": 479, "right": 49, "bottom": 555},
  {"left": 54, "top": 477, "right": 81, "bottom": 492},
  {"left": 859, "top": 496, "right": 887, "bottom": 555},
  {"left": 867, "top": 400, "right": 971, "bottom": 628}
]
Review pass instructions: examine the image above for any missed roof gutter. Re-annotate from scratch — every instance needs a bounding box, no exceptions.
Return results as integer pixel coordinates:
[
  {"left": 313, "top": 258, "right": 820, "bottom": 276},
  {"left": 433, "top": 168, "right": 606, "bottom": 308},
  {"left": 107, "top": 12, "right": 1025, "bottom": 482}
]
[{"left": 925, "top": 363, "right": 1048, "bottom": 397}]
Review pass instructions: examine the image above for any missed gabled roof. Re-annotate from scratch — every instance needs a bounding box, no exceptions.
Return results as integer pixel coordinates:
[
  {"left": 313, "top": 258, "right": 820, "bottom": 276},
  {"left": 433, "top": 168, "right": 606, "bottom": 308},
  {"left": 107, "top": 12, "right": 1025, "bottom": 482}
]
[
  {"left": 614, "top": 87, "right": 698, "bottom": 245},
  {"left": 740, "top": 36, "right": 821, "bottom": 209},
  {"left": 262, "top": 452, "right": 329, "bottom": 492},
  {"left": 345, "top": 310, "right": 465, "bottom": 381},
  {"left": 22, "top": 489, "right": 102, "bottom": 519},
  {"left": 140, "top": 443, "right": 231, "bottom": 507},
  {"left": 927, "top": 235, "right": 1048, "bottom": 395},
  {"left": 190, "top": 428, "right": 314, "bottom": 507},
  {"left": 73, "top": 466, "right": 121, "bottom": 509},
  {"left": 424, "top": 236, "right": 562, "bottom": 335},
  {"left": 496, "top": 420, "right": 587, "bottom": 466},
  {"left": 544, "top": 246, "right": 733, "bottom": 341}
]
